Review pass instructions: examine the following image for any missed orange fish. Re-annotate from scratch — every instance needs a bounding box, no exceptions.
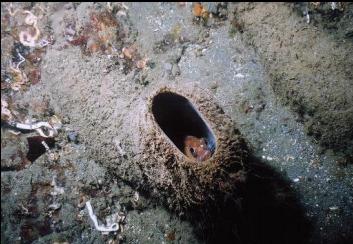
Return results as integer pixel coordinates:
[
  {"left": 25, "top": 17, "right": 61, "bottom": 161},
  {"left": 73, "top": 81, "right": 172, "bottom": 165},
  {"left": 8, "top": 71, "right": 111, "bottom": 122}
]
[{"left": 184, "top": 135, "right": 211, "bottom": 162}]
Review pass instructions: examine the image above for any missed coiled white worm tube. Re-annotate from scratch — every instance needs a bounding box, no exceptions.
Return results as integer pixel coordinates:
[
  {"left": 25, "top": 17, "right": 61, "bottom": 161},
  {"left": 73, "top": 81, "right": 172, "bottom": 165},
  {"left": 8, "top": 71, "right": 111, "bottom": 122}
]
[{"left": 85, "top": 201, "right": 119, "bottom": 232}]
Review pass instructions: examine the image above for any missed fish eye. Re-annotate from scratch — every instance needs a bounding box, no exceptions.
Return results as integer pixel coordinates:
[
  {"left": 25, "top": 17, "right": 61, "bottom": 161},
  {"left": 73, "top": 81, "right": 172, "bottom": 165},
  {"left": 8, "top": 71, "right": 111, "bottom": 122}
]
[{"left": 190, "top": 147, "right": 197, "bottom": 158}]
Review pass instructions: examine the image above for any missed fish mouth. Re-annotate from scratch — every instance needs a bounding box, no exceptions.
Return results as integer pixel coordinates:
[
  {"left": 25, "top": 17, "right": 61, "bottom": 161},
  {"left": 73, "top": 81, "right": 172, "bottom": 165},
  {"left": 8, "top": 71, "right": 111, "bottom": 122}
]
[{"left": 197, "top": 151, "right": 211, "bottom": 161}]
